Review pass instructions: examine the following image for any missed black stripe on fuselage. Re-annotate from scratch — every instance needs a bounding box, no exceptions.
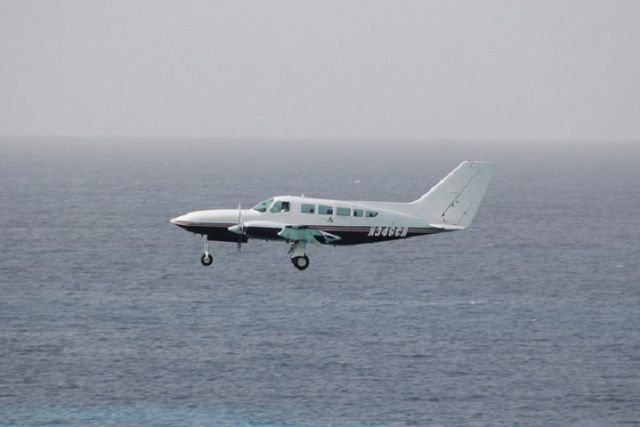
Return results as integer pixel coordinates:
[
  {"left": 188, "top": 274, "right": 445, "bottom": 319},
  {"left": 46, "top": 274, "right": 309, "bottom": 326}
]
[
  {"left": 172, "top": 221, "right": 447, "bottom": 245},
  {"left": 330, "top": 228, "right": 446, "bottom": 245}
]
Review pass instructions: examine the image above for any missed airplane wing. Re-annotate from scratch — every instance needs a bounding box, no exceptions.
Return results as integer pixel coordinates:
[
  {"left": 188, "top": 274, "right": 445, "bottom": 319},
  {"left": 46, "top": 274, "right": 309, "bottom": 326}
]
[
  {"left": 229, "top": 221, "right": 341, "bottom": 244},
  {"left": 278, "top": 225, "right": 341, "bottom": 244}
]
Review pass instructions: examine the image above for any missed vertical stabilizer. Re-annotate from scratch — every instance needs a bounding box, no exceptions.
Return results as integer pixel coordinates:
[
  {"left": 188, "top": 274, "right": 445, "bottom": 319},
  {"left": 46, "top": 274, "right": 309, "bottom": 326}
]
[{"left": 409, "top": 161, "right": 495, "bottom": 228}]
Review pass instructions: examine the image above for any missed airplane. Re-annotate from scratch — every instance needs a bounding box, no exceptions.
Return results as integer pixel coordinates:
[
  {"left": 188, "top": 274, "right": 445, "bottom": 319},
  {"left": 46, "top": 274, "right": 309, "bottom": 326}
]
[{"left": 170, "top": 160, "right": 495, "bottom": 270}]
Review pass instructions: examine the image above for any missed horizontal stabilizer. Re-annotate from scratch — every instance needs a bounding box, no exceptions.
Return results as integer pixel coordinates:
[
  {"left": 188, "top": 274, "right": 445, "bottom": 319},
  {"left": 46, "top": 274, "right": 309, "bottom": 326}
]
[{"left": 428, "top": 223, "right": 467, "bottom": 231}]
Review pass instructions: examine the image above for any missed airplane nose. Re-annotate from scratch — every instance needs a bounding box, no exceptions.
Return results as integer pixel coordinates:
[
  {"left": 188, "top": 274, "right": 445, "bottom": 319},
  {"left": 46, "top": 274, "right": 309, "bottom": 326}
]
[{"left": 170, "top": 214, "right": 187, "bottom": 225}]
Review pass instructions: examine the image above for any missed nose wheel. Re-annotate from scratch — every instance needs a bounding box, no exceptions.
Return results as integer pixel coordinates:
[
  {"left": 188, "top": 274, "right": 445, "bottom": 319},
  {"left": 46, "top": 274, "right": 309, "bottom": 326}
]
[
  {"left": 201, "top": 236, "right": 213, "bottom": 267},
  {"left": 201, "top": 253, "right": 213, "bottom": 266}
]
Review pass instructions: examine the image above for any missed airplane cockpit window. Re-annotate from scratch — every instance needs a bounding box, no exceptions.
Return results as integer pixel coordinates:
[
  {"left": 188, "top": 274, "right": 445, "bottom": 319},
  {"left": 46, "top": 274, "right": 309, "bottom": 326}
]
[
  {"left": 270, "top": 200, "right": 290, "bottom": 213},
  {"left": 366, "top": 210, "right": 378, "bottom": 217},
  {"left": 252, "top": 198, "right": 274, "bottom": 212},
  {"left": 353, "top": 209, "right": 364, "bottom": 217}
]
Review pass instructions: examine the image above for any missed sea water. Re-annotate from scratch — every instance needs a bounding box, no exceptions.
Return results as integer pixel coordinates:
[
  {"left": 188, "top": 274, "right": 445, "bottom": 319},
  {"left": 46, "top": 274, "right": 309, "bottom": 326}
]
[{"left": 1, "top": 138, "right": 639, "bottom": 426}]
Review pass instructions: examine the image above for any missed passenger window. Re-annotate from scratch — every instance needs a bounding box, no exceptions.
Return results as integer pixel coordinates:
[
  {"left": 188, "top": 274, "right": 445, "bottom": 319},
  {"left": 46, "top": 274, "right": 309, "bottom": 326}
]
[
  {"left": 301, "top": 203, "right": 315, "bottom": 214},
  {"left": 270, "top": 201, "right": 290, "bottom": 213},
  {"left": 366, "top": 210, "right": 378, "bottom": 218},
  {"left": 337, "top": 207, "right": 350, "bottom": 216},
  {"left": 318, "top": 205, "right": 333, "bottom": 215},
  {"left": 353, "top": 209, "right": 364, "bottom": 217}
]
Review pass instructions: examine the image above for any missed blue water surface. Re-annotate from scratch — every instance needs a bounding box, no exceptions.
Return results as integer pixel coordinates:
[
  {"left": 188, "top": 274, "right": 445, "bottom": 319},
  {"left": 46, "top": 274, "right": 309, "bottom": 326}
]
[{"left": 1, "top": 138, "right": 639, "bottom": 426}]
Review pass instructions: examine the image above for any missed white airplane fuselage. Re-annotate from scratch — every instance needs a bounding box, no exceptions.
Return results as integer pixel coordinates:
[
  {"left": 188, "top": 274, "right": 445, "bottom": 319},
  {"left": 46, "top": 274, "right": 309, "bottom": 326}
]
[{"left": 170, "top": 196, "right": 446, "bottom": 246}]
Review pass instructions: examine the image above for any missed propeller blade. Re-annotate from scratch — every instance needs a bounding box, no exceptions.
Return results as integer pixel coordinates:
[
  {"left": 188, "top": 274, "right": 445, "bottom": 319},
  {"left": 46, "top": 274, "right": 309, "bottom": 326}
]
[{"left": 237, "top": 203, "right": 242, "bottom": 254}]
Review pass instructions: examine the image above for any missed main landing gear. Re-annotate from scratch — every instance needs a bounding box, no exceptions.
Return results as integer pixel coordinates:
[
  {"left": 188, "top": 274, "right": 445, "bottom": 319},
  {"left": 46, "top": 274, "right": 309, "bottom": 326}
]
[
  {"left": 200, "top": 236, "right": 213, "bottom": 266},
  {"left": 289, "top": 241, "right": 310, "bottom": 271},
  {"left": 198, "top": 236, "right": 311, "bottom": 270},
  {"left": 292, "top": 255, "right": 310, "bottom": 270}
]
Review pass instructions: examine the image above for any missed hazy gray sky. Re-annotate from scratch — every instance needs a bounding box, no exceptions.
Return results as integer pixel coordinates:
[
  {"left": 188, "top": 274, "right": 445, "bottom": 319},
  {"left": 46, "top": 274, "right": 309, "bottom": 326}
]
[{"left": 1, "top": 0, "right": 639, "bottom": 140}]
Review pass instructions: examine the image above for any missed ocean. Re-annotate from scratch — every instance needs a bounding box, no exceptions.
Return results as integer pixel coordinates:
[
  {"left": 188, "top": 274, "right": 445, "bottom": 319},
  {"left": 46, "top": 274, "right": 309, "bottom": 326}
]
[{"left": 1, "top": 138, "right": 639, "bottom": 426}]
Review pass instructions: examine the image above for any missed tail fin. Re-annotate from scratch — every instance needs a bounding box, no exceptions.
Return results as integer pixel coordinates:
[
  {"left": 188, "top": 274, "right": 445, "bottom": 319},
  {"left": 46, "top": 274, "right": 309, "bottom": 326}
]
[{"left": 409, "top": 161, "right": 495, "bottom": 228}]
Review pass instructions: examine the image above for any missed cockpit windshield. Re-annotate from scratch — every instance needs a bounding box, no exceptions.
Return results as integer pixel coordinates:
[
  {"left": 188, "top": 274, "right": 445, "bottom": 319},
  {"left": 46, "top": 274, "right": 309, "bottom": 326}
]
[{"left": 252, "top": 198, "right": 274, "bottom": 212}]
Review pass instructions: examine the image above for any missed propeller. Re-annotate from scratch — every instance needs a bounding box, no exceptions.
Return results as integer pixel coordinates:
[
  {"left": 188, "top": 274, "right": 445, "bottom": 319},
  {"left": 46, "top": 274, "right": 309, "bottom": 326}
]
[{"left": 236, "top": 203, "right": 243, "bottom": 253}]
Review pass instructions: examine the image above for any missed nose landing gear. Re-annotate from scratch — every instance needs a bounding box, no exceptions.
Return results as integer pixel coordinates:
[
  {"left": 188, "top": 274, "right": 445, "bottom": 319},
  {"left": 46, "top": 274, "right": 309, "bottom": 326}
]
[
  {"left": 289, "top": 241, "right": 310, "bottom": 271},
  {"left": 201, "top": 253, "right": 213, "bottom": 266},
  {"left": 201, "top": 236, "right": 213, "bottom": 266}
]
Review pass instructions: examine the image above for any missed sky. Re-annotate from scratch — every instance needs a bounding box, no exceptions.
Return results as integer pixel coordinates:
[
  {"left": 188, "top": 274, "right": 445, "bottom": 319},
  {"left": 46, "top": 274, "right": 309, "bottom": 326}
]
[{"left": 1, "top": 0, "right": 639, "bottom": 141}]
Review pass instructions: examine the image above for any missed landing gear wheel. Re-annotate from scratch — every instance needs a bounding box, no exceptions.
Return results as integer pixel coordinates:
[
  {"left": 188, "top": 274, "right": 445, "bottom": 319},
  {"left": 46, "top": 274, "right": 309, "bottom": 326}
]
[
  {"left": 200, "top": 236, "right": 213, "bottom": 266},
  {"left": 200, "top": 253, "right": 213, "bottom": 266},
  {"left": 292, "top": 255, "right": 310, "bottom": 271}
]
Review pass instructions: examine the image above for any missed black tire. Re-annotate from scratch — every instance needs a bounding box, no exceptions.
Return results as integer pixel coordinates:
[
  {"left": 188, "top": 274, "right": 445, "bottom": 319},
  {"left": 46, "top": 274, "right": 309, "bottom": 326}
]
[
  {"left": 292, "top": 255, "right": 309, "bottom": 271},
  {"left": 200, "top": 253, "right": 213, "bottom": 266}
]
